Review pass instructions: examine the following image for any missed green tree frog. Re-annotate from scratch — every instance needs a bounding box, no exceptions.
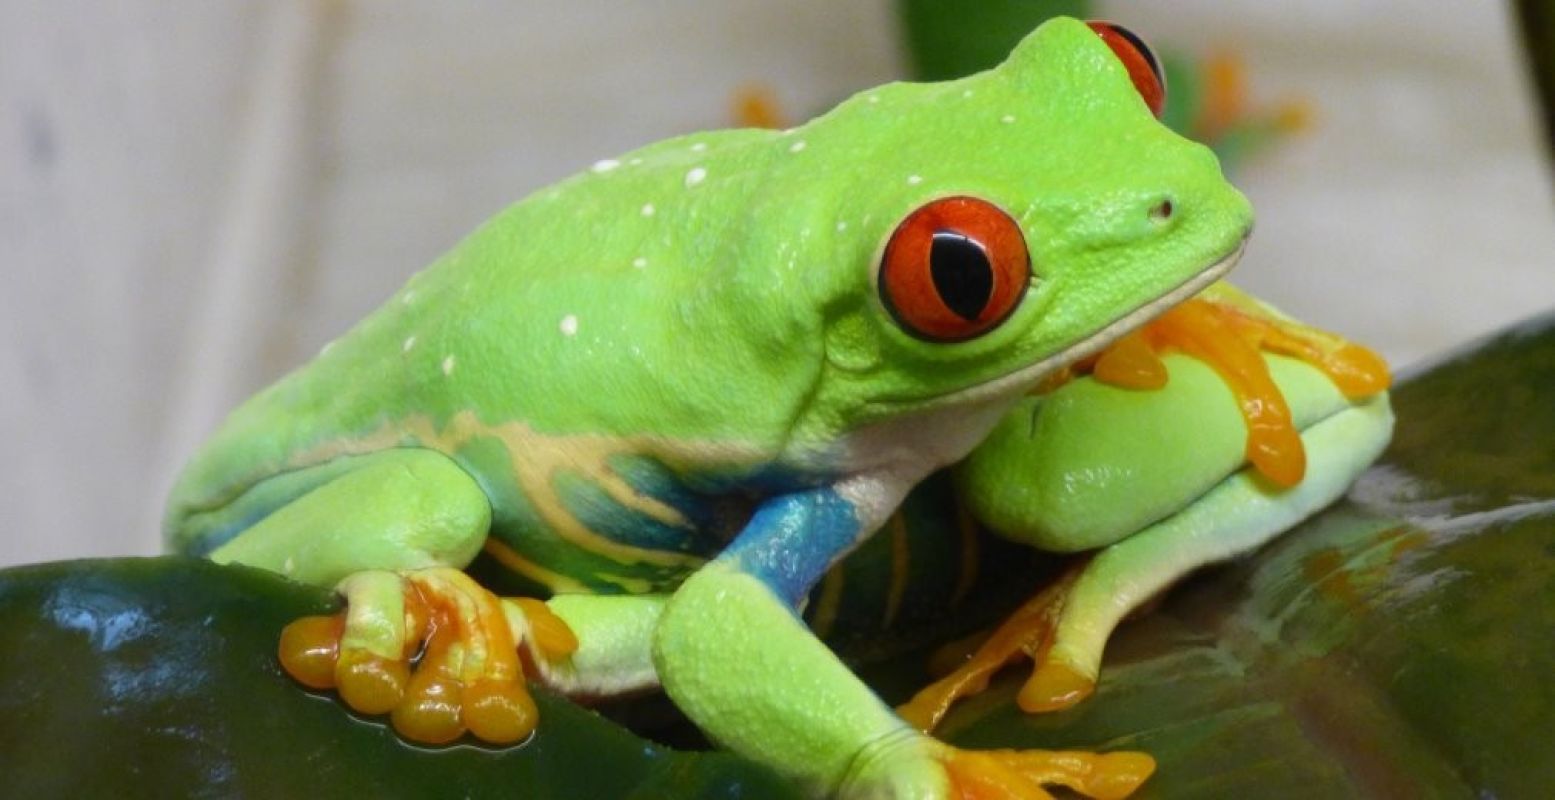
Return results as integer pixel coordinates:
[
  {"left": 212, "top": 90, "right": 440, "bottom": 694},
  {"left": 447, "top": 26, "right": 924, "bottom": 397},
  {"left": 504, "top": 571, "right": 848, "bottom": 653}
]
[{"left": 161, "top": 17, "right": 1389, "bottom": 799}]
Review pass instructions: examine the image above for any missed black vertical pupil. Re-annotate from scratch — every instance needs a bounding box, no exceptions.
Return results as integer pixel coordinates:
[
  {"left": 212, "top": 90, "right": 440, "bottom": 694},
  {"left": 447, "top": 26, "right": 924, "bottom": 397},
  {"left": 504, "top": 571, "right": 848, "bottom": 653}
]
[{"left": 930, "top": 231, "right": 993, "bottom": 321}]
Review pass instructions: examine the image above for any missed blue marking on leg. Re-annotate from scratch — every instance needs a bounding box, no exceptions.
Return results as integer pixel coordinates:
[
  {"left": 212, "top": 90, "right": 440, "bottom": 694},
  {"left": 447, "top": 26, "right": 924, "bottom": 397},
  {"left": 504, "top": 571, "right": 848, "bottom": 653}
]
[{"left": 721, "top": 487, "right": 863, "bottom": 607}]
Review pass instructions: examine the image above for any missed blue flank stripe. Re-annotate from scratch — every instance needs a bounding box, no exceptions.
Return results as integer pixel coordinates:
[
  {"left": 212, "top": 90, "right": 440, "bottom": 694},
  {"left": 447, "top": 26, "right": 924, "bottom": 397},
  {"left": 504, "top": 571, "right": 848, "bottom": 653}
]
[
  {"left": 722, "top": 487, "right": 863, "bottom": 607},
  {"left": 554, "top": 471, "right": 706, "bottom": 554},
  {"left": 604, "top": 453, "right": 729, "bottom": 533}
]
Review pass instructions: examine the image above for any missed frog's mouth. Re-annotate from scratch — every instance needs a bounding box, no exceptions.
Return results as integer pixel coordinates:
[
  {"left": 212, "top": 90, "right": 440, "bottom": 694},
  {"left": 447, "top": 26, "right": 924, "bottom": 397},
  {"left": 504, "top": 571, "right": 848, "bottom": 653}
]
[{"left": 939, "top": 236, "right": 1248, "bottom": 409}]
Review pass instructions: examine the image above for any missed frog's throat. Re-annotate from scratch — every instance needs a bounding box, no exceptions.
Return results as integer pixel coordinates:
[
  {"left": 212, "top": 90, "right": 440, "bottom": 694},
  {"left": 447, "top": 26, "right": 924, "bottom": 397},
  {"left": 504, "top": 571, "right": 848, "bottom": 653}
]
[{"left": 942, "top": 236, "right": 1248, "bottom": 409}]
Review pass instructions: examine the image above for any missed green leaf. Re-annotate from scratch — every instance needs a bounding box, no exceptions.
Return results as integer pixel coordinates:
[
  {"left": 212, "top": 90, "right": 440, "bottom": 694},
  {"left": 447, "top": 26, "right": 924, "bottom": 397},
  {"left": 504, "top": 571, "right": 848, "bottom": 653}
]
[{"left": 0, "top": 558, "right": 795, "bottom": 799}]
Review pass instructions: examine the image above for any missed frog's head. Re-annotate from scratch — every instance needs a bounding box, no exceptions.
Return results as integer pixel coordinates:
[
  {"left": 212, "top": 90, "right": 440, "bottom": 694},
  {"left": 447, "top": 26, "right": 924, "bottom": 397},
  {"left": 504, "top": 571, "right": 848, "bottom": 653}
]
[{"left": 756, "top": 17, "right": 1254, "bottom": 469}]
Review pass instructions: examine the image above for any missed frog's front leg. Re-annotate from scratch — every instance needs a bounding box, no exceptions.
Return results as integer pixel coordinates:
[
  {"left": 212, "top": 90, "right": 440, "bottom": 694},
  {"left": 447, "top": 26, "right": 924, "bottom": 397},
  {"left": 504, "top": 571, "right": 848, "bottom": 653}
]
[
  {"left": 654, "top": 477, "right": 1152, "bottom": 800},
  {"left": 209, "top": 448, "right": 573, "bottom": 744}
]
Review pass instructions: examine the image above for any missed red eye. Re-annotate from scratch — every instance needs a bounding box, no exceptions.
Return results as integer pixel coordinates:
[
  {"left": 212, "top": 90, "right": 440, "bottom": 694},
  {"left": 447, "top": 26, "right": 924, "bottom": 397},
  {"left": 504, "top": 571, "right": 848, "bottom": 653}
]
[
  {"left": 1087, "top": 21, "right": 1166, "bottom": 118},
  {"left": 879, "top": 196, "right": 1031, "bottom": 342}
]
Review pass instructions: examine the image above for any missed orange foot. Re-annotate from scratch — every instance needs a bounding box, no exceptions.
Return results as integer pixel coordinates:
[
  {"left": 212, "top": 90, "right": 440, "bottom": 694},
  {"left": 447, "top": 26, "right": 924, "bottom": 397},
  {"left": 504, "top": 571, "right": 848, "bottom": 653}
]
[
  {"left": 899, "top": 563, "right": 1095, "bottom": 733},
  {"left": 945, "top": 747, "right": 1154, "bottom": 800},
  {"left": 277, "top": 567, "right": 577, "bottom": 745}
]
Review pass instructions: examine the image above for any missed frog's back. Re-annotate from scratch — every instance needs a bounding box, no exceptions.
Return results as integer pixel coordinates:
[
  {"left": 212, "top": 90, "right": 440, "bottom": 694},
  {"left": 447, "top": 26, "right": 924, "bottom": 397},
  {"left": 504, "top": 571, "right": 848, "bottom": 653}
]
[{"left": 165, "top": 126, "right": 823, "bottom": 563}]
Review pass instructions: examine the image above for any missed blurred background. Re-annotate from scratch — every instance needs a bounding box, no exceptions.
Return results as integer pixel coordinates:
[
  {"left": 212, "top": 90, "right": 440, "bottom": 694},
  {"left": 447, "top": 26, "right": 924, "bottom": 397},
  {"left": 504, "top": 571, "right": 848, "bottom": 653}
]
[{"left": 3, "top": 0, "right": 1552, "bottom": 567}]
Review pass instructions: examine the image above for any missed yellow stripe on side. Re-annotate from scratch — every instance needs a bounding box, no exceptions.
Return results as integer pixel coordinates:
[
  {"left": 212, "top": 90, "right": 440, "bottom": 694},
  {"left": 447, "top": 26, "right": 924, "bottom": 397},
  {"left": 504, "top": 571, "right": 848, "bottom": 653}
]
[
  {"left": 883, "top": 514, "right": 911, "bottom": 629},
  {"left": 951, "top": 504, "right": 980, "bottom": 606},
  {"left": 289, "top": 411, "right": 741, "bottom": 571},
  {"left": 482, "top": 538, "right": 591, "bottom": 594},
  {"left": 808, "top": 567, "right": 847, "bottom": 640}
]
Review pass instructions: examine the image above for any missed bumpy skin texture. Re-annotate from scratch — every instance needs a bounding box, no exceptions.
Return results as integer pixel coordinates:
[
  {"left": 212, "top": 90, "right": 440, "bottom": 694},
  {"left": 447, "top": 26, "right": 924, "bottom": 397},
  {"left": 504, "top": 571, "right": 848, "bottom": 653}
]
[{"left": 165, "top": 18, "right": 1259, "bottom": 798}]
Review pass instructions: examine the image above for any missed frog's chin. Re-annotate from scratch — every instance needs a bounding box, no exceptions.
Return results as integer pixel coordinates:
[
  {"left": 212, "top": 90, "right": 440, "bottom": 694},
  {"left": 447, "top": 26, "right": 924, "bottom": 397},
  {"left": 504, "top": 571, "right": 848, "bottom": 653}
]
[{"left": 940, "top": 236, "right": 1247, "bottom": 410}]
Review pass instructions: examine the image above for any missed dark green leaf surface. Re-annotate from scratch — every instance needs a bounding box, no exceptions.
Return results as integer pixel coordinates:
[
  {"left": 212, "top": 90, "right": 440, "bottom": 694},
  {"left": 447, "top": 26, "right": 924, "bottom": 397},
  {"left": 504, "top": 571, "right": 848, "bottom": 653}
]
[
  {"left": 0, "top": 558, "right": 795, "bottom": 799},
  {"left": 3, "top": 313, "right": 1552, "bottom": 798},
  {"left": 909, "top": 312, "right": 1555, "bottom": 798}
]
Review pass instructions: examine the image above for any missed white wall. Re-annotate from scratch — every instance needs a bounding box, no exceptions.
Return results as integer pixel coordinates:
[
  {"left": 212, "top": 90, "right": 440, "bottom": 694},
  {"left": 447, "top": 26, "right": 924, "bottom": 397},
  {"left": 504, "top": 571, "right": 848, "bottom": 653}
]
[{"left": 3, "top": 1, "right": 1552, "bottom": 566}]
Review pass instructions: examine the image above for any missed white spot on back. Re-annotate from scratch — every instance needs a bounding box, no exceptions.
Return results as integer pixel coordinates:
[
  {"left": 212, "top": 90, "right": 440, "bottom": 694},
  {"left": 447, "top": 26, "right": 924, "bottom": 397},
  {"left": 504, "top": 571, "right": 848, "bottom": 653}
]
[
  {"left": 591, "top": 158, "right": 620, "bottom": 173},
  {"left": 690, "top": 142, "right": 707, "bottom": 152},
  {"left": 868, "top": 94, "right": 880, "bottom": 104},
  {"left": 402, "top": 335, "right": 417, "bottom": 353},
  {"left": 907, "top": 175, "right": 923, "bottom": 185},
  {"left": 441, "top": 355, "right": 456, "bottom": 376},
  {"left": 401, "top": 290, "right": 416, "bottom": 306},
  {"left": 962, "top": 89, "right": 974, "bottom": 98},
  {"left": 685, "top": 167, "right": 707, "bottom": 187},
  {"left": 641, "top": 203, "right": 656, "bottom": 217},
  {"left": 1001, "top": 114, "right": 1016, "bottom": 124},
  {"left": 628, "top": 157, "right": 643, "bottom": 166},
  {"left": 632, "top": 257, "right": 648, "bottom": 269},
  {"left": 560, "top": 314, "right": 579, "bottom": 336},
  {"left": 836, "top": 221, "right": 848, "bottom": 232},
  {"left": 788, "top": 140, "right": 806, "bottom": 153},
  {"left": 283, "top": 557, "right": 295, "bottom": 575},
  {"left": 319, "top": 341, "right": 336, "bottom": 356}
]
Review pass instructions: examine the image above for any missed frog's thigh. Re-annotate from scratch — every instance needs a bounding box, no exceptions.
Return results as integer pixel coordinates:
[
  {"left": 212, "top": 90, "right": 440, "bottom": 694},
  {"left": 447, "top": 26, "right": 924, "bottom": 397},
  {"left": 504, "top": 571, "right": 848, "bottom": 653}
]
[
  {"left": 210, "top": 448, "right": 491, "bottom": 587},
  {"left": 530, "top": 593, "right": 669, "bottom": 698},
  {"left": 1046, "top": 400, "right": 1392, "bottom": 681}
]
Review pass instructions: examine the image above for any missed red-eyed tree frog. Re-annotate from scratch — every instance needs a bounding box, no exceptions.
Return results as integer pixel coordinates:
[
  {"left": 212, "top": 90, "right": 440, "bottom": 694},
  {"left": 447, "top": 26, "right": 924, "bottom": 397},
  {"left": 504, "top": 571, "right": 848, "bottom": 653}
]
[{"left": 163, "top": 17, "right": 1388, "bottom": 799}]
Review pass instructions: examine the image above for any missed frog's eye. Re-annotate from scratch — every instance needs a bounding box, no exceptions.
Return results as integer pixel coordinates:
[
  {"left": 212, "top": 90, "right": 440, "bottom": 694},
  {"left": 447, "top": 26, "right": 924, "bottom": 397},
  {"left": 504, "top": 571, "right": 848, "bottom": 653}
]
[
  {"left": 1087, "top": 21, "right": 1166, "bottom": 118},
  {"left": 879, "top": 196, "right": 1031, "bottom": 342}
]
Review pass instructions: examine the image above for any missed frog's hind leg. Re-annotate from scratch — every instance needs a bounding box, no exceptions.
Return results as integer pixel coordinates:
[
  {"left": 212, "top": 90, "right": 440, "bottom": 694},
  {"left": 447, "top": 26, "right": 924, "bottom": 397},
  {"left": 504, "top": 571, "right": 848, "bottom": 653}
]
[
  {"left": 211, "top": 448, "right": 572, "bottom": 745},
  {"left": 902, "top": 400, "right": 1393, "bottom": 730}
]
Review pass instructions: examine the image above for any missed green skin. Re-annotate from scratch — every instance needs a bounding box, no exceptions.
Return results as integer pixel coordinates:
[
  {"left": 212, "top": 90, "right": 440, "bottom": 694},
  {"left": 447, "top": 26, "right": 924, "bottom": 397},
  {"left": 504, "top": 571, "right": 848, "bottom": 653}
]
[{"left": 159, "top": 18, "right": 1394, "bottom": 798}]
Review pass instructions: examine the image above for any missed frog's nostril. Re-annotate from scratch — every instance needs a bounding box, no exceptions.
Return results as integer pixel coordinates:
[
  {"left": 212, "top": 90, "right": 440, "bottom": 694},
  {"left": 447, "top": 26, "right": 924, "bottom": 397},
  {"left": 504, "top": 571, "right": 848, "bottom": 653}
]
[{"left": 1149, "top": 198, "right": 1174, "bottom": 223}]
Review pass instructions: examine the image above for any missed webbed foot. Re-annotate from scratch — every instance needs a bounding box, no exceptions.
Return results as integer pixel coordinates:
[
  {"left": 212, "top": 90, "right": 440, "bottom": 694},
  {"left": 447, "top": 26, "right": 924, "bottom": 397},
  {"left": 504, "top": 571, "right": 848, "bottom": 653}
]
[
  {"left": 943, "top": 747, "right": 1154, "bottom": 800},
  {"left": 898, "top": 563, "right": 1094, "bottom": 732},
  {"left": 277, "top": 568, "right": 577, "bottom": 745}
]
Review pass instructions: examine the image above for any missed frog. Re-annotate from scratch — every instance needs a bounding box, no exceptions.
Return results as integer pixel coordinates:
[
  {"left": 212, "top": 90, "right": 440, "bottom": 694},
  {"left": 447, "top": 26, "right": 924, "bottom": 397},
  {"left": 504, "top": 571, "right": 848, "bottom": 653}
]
[
  {"left": 165, "top": 17, "right": 1262, "bottom": 799},
  {"left": 861, "top": 283, "right": 1394, "bottom": 734}
]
